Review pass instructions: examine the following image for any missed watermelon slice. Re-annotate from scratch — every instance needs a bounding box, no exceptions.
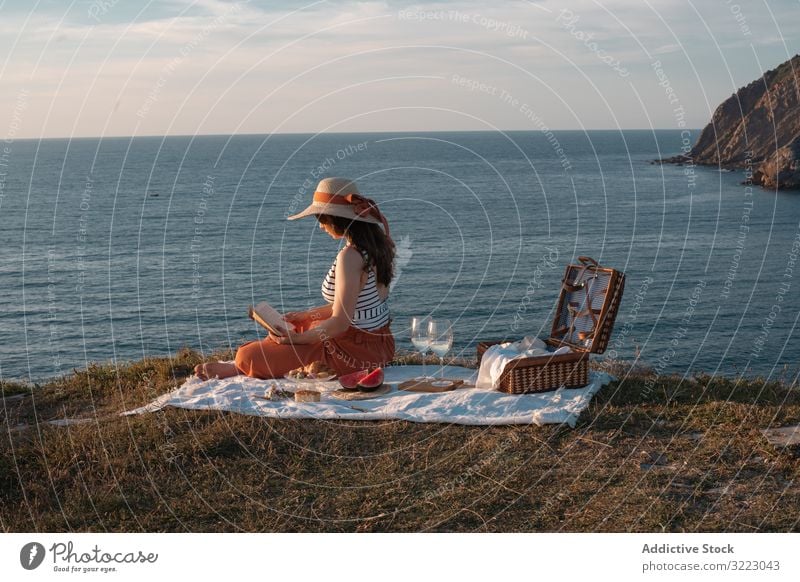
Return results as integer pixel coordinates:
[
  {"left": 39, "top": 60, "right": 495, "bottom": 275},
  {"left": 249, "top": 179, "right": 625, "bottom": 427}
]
[
  {"left": 356, "top": 367, "right": 384, "bottom": 391},
  {"left": 338, "top": 369, "right": 370, "bottom": 390},
  {"left": 338, "top": 367, "right": 384, "bottom": 391}
]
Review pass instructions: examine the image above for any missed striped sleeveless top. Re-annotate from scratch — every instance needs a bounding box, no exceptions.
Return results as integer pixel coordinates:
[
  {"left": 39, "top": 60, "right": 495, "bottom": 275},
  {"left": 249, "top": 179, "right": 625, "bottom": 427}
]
[{"left": 321, "top": 245, "right": 390, "bottom": 331}]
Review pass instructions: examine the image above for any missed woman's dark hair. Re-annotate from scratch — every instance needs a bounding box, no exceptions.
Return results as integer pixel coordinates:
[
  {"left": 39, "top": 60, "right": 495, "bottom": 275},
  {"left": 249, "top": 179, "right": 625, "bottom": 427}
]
[{"left": 316, "top": 214, "right": 395, "bottom": 286}]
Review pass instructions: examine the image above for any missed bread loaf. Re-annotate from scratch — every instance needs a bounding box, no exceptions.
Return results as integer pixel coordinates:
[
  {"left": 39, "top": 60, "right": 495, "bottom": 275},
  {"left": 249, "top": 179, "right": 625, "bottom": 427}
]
[{"left": 294, "top": 389, "right": 321, "bottom": 403}]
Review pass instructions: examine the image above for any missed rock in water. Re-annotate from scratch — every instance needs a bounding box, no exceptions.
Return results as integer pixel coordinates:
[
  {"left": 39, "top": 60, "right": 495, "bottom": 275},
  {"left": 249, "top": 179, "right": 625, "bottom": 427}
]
[
  {"left": 753, "top": 136, "right": 800, "bottom": 189},
  {"left": 660, "top": 54, "right": 800, "bottom": 190}
]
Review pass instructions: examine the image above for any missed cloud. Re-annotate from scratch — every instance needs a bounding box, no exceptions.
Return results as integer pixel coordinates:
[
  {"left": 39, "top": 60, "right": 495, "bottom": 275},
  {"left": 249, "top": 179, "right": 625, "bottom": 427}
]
[{"left": 0, "top": 0, "right": 798, "bottom": 137}]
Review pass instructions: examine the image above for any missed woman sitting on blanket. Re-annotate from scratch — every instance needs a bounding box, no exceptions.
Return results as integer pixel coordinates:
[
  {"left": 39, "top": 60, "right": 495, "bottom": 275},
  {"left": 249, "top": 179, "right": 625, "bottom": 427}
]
[{"left": 194, "top": 177, "right": 396, "bottom": 380}]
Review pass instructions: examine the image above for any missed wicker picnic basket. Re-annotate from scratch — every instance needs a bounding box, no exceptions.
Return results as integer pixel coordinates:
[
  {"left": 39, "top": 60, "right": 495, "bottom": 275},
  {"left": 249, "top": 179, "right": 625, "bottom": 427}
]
[{"left": 477, "top": 256, "right": 625, "bottom": 394}]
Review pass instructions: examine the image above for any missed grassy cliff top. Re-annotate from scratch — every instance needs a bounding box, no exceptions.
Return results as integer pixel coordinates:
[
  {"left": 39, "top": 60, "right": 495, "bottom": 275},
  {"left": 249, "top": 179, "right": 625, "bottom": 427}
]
[{"left": 1, "top": 348, "right": 799, "bottom": 532}]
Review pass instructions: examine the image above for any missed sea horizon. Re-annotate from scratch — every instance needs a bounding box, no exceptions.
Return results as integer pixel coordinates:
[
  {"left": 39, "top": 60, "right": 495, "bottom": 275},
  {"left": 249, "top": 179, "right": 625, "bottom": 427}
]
[{"left": 10, "top": 127, "right": 704, "bottom": 142}]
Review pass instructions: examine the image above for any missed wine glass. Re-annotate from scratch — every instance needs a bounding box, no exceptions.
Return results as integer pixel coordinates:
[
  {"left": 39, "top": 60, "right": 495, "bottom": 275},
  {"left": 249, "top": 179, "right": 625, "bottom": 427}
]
[
  {"left": 427, "top": 319, "right": 453, "bottom": 379},
  {"left": 410, "top": 316, "right": 433, "bottom": 381}
]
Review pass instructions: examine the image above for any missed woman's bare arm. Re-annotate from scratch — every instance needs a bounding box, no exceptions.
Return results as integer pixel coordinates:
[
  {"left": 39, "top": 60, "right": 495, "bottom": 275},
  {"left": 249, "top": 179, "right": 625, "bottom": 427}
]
[
  {"left": 275, "top": 248, "right": 362, "bottom": 344},
  {"left": 307, "top": 303, "right": 333, "bottom": 320},
  {"left": 284, "top": 303, "right": 332, "bottom": 327}
]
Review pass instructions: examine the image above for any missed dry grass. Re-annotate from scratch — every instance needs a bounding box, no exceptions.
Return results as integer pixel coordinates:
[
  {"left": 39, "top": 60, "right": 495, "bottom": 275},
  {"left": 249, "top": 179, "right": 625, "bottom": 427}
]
[{"left": 1, "top": 347, "right": 799, "bottom": 532}]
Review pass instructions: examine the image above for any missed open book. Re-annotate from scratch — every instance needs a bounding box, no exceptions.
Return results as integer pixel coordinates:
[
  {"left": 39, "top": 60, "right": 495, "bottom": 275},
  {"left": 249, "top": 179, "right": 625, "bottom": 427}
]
[{"left": 247, "top": 301, "right": 296, "bottom": 336}]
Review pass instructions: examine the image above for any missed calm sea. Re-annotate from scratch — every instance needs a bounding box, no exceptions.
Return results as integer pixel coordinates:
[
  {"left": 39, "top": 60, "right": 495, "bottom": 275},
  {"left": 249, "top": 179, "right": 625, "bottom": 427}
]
[{"left": 2, "top": 130, "right": 799, "bottom": 384}]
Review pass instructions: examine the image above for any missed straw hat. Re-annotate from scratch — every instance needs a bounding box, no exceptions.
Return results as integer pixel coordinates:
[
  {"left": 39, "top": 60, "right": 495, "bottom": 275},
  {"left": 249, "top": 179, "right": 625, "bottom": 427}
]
[{"left": 287, "top": 177, "right": 392, "bottom": 239}]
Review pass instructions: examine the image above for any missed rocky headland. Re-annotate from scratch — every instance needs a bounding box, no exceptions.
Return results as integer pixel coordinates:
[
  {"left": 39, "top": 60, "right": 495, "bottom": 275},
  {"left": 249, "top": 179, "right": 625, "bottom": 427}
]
[{"left": 660, "top": 55, "right": 800, "bottom": 190}]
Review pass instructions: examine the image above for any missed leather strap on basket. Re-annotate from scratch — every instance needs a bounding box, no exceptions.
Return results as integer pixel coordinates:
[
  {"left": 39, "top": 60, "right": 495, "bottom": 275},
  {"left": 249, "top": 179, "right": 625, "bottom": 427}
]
[{"left": 561, "top": 257, "right": 598, "bottom": 294}]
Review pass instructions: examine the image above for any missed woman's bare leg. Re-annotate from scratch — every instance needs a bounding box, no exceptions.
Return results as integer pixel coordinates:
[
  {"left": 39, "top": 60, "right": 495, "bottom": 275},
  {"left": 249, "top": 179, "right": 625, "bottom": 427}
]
[{"left": 193, "top": 361, "right": 240, "bottom": 381}]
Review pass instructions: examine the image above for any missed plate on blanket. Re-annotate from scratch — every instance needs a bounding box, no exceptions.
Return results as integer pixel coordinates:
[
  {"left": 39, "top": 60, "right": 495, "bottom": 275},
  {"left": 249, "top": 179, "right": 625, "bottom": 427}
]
[
  {"left": 283, "top": 372, "right": 337, "bottom": 383},
  {"left": 398, "top": 378, "right": 466, "bottom": 392},
  {"left": 330, "top": 384, "right": 391, "bottom": 400}
]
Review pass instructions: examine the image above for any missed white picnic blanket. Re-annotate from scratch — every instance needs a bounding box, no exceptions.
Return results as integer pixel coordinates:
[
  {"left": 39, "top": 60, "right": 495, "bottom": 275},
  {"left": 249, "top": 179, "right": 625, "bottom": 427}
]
[{"left": 121, "top": 364, "right": 612, "bottom": 427}]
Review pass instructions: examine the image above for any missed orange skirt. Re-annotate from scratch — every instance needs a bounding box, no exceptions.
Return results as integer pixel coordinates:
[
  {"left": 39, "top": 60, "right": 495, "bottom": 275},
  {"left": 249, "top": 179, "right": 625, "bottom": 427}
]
[{"left": 233, "top": 321, "right": 395, "bottom": 379}]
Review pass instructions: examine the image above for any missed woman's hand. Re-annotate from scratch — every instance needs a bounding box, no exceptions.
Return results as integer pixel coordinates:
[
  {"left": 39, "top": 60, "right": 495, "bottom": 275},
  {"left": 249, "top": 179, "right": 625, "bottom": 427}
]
[
  {"left": 271, "top": 327, "right": 311, "bottom": 345},
  {"left": 283, "top": 311, "right": 310, "bottom": 331}
]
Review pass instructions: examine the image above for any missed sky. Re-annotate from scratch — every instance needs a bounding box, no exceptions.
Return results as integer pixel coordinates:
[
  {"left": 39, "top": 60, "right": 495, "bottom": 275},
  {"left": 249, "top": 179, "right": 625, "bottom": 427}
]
[{"left": 1, "top": 0, "right": 798, "bottom": 139}]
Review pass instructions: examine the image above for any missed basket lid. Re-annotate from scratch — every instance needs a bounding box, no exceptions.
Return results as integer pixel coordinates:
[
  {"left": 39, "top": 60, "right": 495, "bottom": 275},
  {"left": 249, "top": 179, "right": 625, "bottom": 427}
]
[{"left": 548, "top": 256, "right": 623, "bottom": 354}]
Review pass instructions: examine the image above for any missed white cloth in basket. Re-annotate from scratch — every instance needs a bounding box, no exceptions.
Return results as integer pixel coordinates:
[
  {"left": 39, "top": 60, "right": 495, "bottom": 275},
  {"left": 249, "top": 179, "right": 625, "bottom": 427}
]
[{"left": 476, "top": 336, "right": 572, "bottom": 390}]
